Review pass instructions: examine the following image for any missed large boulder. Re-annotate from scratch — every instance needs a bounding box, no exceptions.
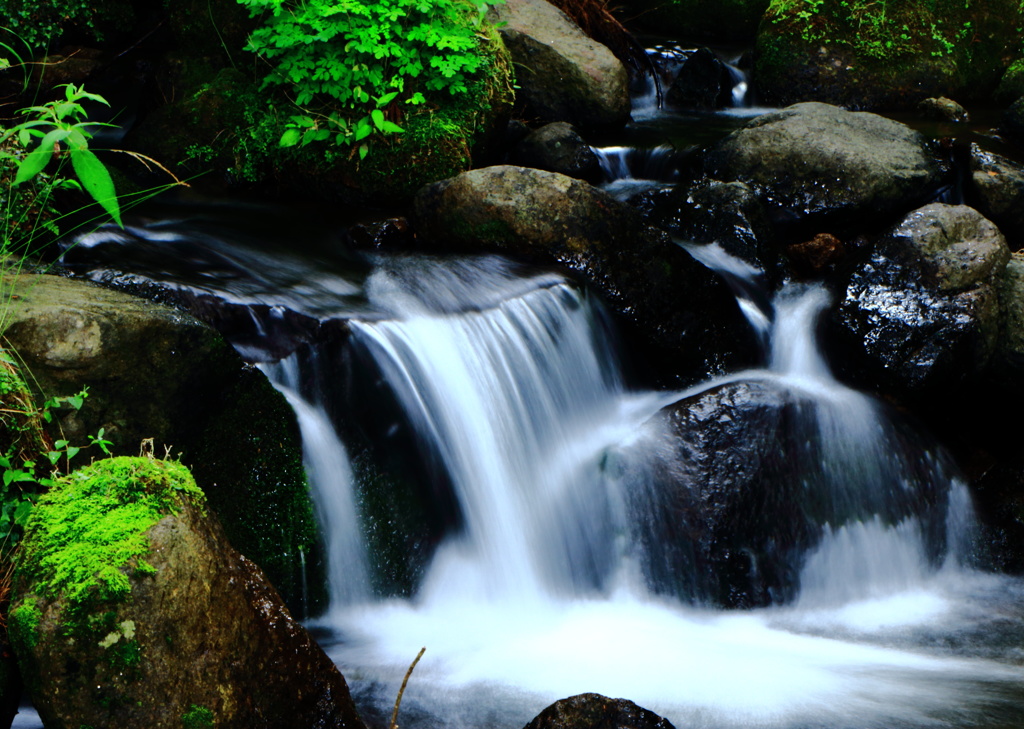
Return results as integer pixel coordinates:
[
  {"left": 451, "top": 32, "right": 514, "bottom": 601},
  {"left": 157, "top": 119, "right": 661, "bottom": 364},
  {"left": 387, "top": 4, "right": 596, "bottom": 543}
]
[
  {"left": 702, "top": 102, "right": 948, "bottom": 226},
  {"left": 832, "top": 204, "right": 1011, "bottom": 396},
  {"left": 9, "top": 457, "right": 364, "bottom": 729},
  {"left": 967, "top": 144, "right": 1024, "bottom": 248},
  {"left": 523, "top": 693, "right": 675, "bottom": 729},
  {"left": 754, "top": 0, "right": 1024, "bottom": 110},
  {"left": 1, "top": 274, "right": 322, "bottom": 611},
  {"left": 412, "top": 165, "right": 759, "bottom": 382},
  {"left": 639, "top": 379, "right": 953, "bottom": 607},
  {"left": 488, "top": 0, "right": 630, "bottom": 129}
]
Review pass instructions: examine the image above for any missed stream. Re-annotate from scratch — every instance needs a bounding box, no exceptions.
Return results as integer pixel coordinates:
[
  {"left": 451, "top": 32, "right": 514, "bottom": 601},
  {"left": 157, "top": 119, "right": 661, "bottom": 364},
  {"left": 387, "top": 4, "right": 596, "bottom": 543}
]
[{"left": 44, "top": 41, "right": 1024, "bottom": 729}]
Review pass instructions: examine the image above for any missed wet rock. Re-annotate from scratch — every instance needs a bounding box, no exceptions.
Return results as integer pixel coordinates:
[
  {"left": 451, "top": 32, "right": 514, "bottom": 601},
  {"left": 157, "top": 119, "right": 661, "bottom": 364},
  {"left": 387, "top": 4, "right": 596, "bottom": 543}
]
[
  {"left": 917, "top": 97, "right": 969, "bottom": 123},
  {"left": 754, "top": 1, "right": 1023, "bottom": 110},
  {"left": 488, "top": 0, "right": 630, "bottom": 129},
  {"left": 666, "top": 48, "right": 733, "bottom": 110},
  {"left": 996, "top": 252, "right": 1024, "bottom": 370},
  {"left": 971, "top": 458, "right": 1024, "bottom": 573},
  {"left": 509, "top": 122, "right": 602, "bottom": 182},
  {"left": 995, "top": 61, "right": 1024, "bottom": 105},
  {"left": 640, "top": 379, "right": 953, "bottom": 607},
  {"left": 1, "top": 274, "right": 322, "bottom": 611},
  {"left": 1004, "top": 97, "right": 1024, "bottom": 145},
  {"left": 833, "top": 204, "right": 1010, "bottom": 396},
  {"left": 967, "top": 144, "right": 1024, "bottom": 248},
  {"left": 10, "top": 457, "right": 364, "bottom": 729},
  {"left": 524, "top": 693, "right": 675, "bottom": 729},
  {"left": 412, "top": 165, "right": 758, "bottom": 382},
  {"left": 649, "top": 179, "right": 778, "bottom": 278},
  {"left": 703, "top": 103, "right": 947, "bottom": 226}
]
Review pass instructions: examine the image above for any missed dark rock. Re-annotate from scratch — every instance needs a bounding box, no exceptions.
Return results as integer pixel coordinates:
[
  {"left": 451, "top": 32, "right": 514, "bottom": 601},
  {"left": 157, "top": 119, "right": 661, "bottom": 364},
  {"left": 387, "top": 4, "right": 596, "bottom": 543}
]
[
  {"left": 10, "top": 457, "right": 364, "bottom": 729},
  {"left": 32, "top": 47, "right": 104, "bottom": 88},
  {"left": 524, "top": 693, "right": 675, "bottom": 729},
  {"left": 833, "top": 204, "right": 1010, "bottom": 396},
  {"left": 666, "top": 48, "right": 733, "bottom": 110},
  {"left": 917, "top": 97, "right": 969, "bottom": 123},
  {"left": 1, "top": 274, "right": 322, "bottom": 611},
  {"left": 703, "top": 103, "right": 947, "bottom": 226},
  {"left": 1004, "top": 97, "right": 1024, "bottom": 145},
  {"left": 971, "top": 458, "right": 1024, "bottom": 573},
  {"left": 488, "top": 0, "right": 630, "bottom": 129},
  {"left": 754, "top": 1, "right": 1023, "bottom": 110},
  {"left": 967, "top": 144, "right": 1024, "bottom": 248},
  {"left": 639, "top": 378, "right": 954, "bottom": 607},
  {"left": 649, "top": 179, "right": 778, "bottom": 278},
  {"left": 996, "top": 251, "right": 1024, "bottom": 374},
  {"left": 510, "top": 122, "right": 602, "bottom": 182},
  {"left": 412, "top": 165, "right": 758, "bottom": 382},
  {"left": 996, "top": 61, "right": 1024, "bottom": 105}
]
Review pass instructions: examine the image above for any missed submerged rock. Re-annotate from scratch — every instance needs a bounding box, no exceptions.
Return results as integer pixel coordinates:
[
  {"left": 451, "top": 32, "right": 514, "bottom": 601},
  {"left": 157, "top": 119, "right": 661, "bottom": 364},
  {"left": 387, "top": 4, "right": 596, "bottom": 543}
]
[
  {"left": 488, "top": 0, "right": 630, "bottom": 129},
  {"left": 10, "top": 457, "right": 365, "bottom": 729},
  {"left": 524, "top": 693, "right": 675, "bottom": 729},
  {"left": 967, "top": 144, "right": 1024, "bottom": 248},
  {"left": 412, "top": 165, "right": 758, "bottom": 382},
  {"left": 833, "top": 203, "right": 1010, "bottom": 396},
  {"left": 703, "top": 103, "right": 947, "bottom": 226}
]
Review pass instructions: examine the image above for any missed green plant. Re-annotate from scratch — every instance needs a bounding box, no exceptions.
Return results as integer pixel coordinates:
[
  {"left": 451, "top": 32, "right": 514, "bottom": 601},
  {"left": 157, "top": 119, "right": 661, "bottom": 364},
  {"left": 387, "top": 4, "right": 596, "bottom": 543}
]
[{"left": 239, "top": 0, "right": 502, "bottom": 157}]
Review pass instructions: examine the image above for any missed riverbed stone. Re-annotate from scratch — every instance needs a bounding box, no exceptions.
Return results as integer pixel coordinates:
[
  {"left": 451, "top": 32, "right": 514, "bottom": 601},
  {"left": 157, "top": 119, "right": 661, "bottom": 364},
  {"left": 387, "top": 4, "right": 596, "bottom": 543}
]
[
  {"left": 0, "top": 274, "right": 322, "bottom": 611},
  {"left": 666, "top": 48, "right": 733, "bottom": 110},
  {"left": 523, "top": 693, "right": 675, "bottom": 729},
  {"left": 833, "top": 204, "right": 1010, "bottom": 396},
  {"left": 10, "top": 457, "right": 364, "bottom": 729},
  {"left": 703, "top": 103, "right": 947, "bottom": 226},
  {"left": 508, "top": 122, "right": 602, "bottom": 182},
  {"left": 754, "top": 0, "right": 1024, "bottom": 110},
  {"left": 488, "top": 0, "right": 630, "bottom": 129},
  {"left": 967, "top": 144, "right": 1024, "bottom": 248},
  {"left": 412, "top": 165, "right": 759, "bottom": 382},
  {"left": 917, "top": 97, "right": 969, "bottom": 123}
]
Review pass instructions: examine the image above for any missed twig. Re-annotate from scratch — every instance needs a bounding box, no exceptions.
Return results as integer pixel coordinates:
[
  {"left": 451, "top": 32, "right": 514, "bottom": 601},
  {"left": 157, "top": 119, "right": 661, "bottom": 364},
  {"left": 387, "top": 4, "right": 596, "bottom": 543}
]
[{"left": 389, "top": 646, "right": 425, "bottom": 729}]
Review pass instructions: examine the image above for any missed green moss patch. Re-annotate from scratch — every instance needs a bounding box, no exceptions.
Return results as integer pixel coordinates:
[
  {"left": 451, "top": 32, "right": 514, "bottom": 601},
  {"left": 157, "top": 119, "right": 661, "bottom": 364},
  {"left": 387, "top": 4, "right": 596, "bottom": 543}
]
[{"left": 15, "top": 457, "right": 203, "bottom": 612}]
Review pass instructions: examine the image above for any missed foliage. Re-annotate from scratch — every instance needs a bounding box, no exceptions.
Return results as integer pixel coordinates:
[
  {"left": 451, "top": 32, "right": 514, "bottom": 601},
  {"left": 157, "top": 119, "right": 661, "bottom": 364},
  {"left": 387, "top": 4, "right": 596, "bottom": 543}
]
[
  {"left": 182, "top": 704, "right": 216, "bottom": 729},
  {"left": 0, "top": 0, "right": 133, "bottom": 53},
  {"left": 238, "top": 0, "right": 503, "bottom": 157}
]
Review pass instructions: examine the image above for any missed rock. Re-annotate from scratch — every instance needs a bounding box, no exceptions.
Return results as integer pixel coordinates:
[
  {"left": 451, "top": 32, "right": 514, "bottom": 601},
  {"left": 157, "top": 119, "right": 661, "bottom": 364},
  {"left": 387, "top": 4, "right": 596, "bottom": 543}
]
[
  {"left": 971, "top": 457, "right": 1024, "bottom": 573},
  {"left": 412, "top": 165, "right": 759, "bottom": 382},
  {"left": 639, "top": 379, "right": 953, "bottom": 607},
  {"left": 754, "top": 0, "right": 1024, "bottom": 110},
  {"left": 967, "top": 144, "right": 1024, "bottom": 248},
  {"left": 619, "top": 0, "right": 769, "bottom": 41},
  {"left": 917, "top": 97, "right": 969, "bottom": 123},
  {"left": 647, "top": 179, "right": 779, "bottom": 279},
  {"left": 509, "top": 122, "right": 602, "bottom": 182},
  {"left": 1004, "top": 97, "right": 1024, "bottom": 144},
  {"left": 1, "top": 274, "right": 322, "bottom": 611},
  {"left": 9, "top": 457, "right": 365, "bottom": 729},
  {"left": 997, "top": 252, "right": 1024, "bottom": 370},
  {"left": 788, "top": 233, "right": 847, "bottom": 276},
  {"left": 523, "top": 693, "right": 675, "bottom": 729},
  {"left": 666, "top": 48, "right": 734, "bottom": 109},
  {"left": 31, "top": 47, "right": 105, "bottom": 88},
  {"left": 833, "top": 204, "right": 1010, "bottom": 396},
  {"left": 488, "top": 0, "right": 630, "bottom": 129},
  {"left": 703, "top": 102, "right": 947, "bottom": 225}
]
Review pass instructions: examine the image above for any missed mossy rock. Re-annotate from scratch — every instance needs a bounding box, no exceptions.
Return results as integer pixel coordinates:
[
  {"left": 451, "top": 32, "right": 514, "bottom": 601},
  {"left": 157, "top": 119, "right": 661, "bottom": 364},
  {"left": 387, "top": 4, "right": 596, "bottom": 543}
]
[
  {"left": 10, "top": 456, "right": 365, "bottom": 729},
  {"left": 755, "top": 0, "right": 1024, "bottom": 110},
  {"left": 131, "top": 26, "right": 514, "bottom": 204},
  {"left": 995, "top": 58, "right": 1024, "bottom": 105},
  {"left": 616, "top": 0, "right": 770, "bottom": 41}
]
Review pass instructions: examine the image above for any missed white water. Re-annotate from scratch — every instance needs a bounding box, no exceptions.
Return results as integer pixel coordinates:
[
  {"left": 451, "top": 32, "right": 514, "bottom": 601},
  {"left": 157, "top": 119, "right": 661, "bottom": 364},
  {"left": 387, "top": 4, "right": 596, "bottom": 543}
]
[{"left": 273, "top": 258, "right": 1024, "bottom": 728}]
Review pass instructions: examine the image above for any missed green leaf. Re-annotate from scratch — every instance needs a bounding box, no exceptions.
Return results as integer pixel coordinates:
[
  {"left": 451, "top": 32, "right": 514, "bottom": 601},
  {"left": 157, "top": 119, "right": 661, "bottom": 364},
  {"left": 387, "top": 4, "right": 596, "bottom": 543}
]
[
  {"left": 13, "top": 143, "right": 54, "bottom": 186},
  {"left": 280, "top": 128, "right": 302, "bottom": 147},
  {"left": 69, "top": 147, "right": 123, "bottom": 227},
  {"left": 13, "top": 499, "right": 33, "bottom": 527},
  {"left": 371, "top": 108, "right": 385, "bottom": 130},
  {"left": 358, "top": 143, "right": 369, "bottom": 160}
]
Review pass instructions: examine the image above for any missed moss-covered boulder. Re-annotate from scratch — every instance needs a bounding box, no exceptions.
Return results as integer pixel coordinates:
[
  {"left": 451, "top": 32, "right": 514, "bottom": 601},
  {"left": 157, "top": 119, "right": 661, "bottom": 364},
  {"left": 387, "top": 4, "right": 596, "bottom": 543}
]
[
  {"left": 996, "top": 59, "right": 1024, "bottom": 105},
  {"left": 412, "top": 165, "right": 758, "bottom": 382},
  {"left": 617, "top": 0, "right": 769, "bottom": 41},
  {"left": 131, "top": 29, "right": 514, "bottom": 203},
  {"left": 967, "top": 144, "right": 1024, "bottom": 249},
  {"left": 1, "top": 274, "right": 321, "bottom": 611},
  {"left": 755, "top": 0, "right": 1024, "bottom": 110},
  {"left": 9, "top": 457, "right": 364, "bottom": 729}
]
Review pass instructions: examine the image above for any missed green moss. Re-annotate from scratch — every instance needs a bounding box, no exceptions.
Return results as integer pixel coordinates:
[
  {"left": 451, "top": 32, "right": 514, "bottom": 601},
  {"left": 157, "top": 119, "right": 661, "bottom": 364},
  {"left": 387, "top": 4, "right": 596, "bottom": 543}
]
[
  {"left": 15, "top": 457, "right": 203, "bottom": 612},
  {"left": 7, "top": 596, "right": 40, "bottom": 653},
  {"left": 182, "top": 704, "right": 215, "bottom": 729}
]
